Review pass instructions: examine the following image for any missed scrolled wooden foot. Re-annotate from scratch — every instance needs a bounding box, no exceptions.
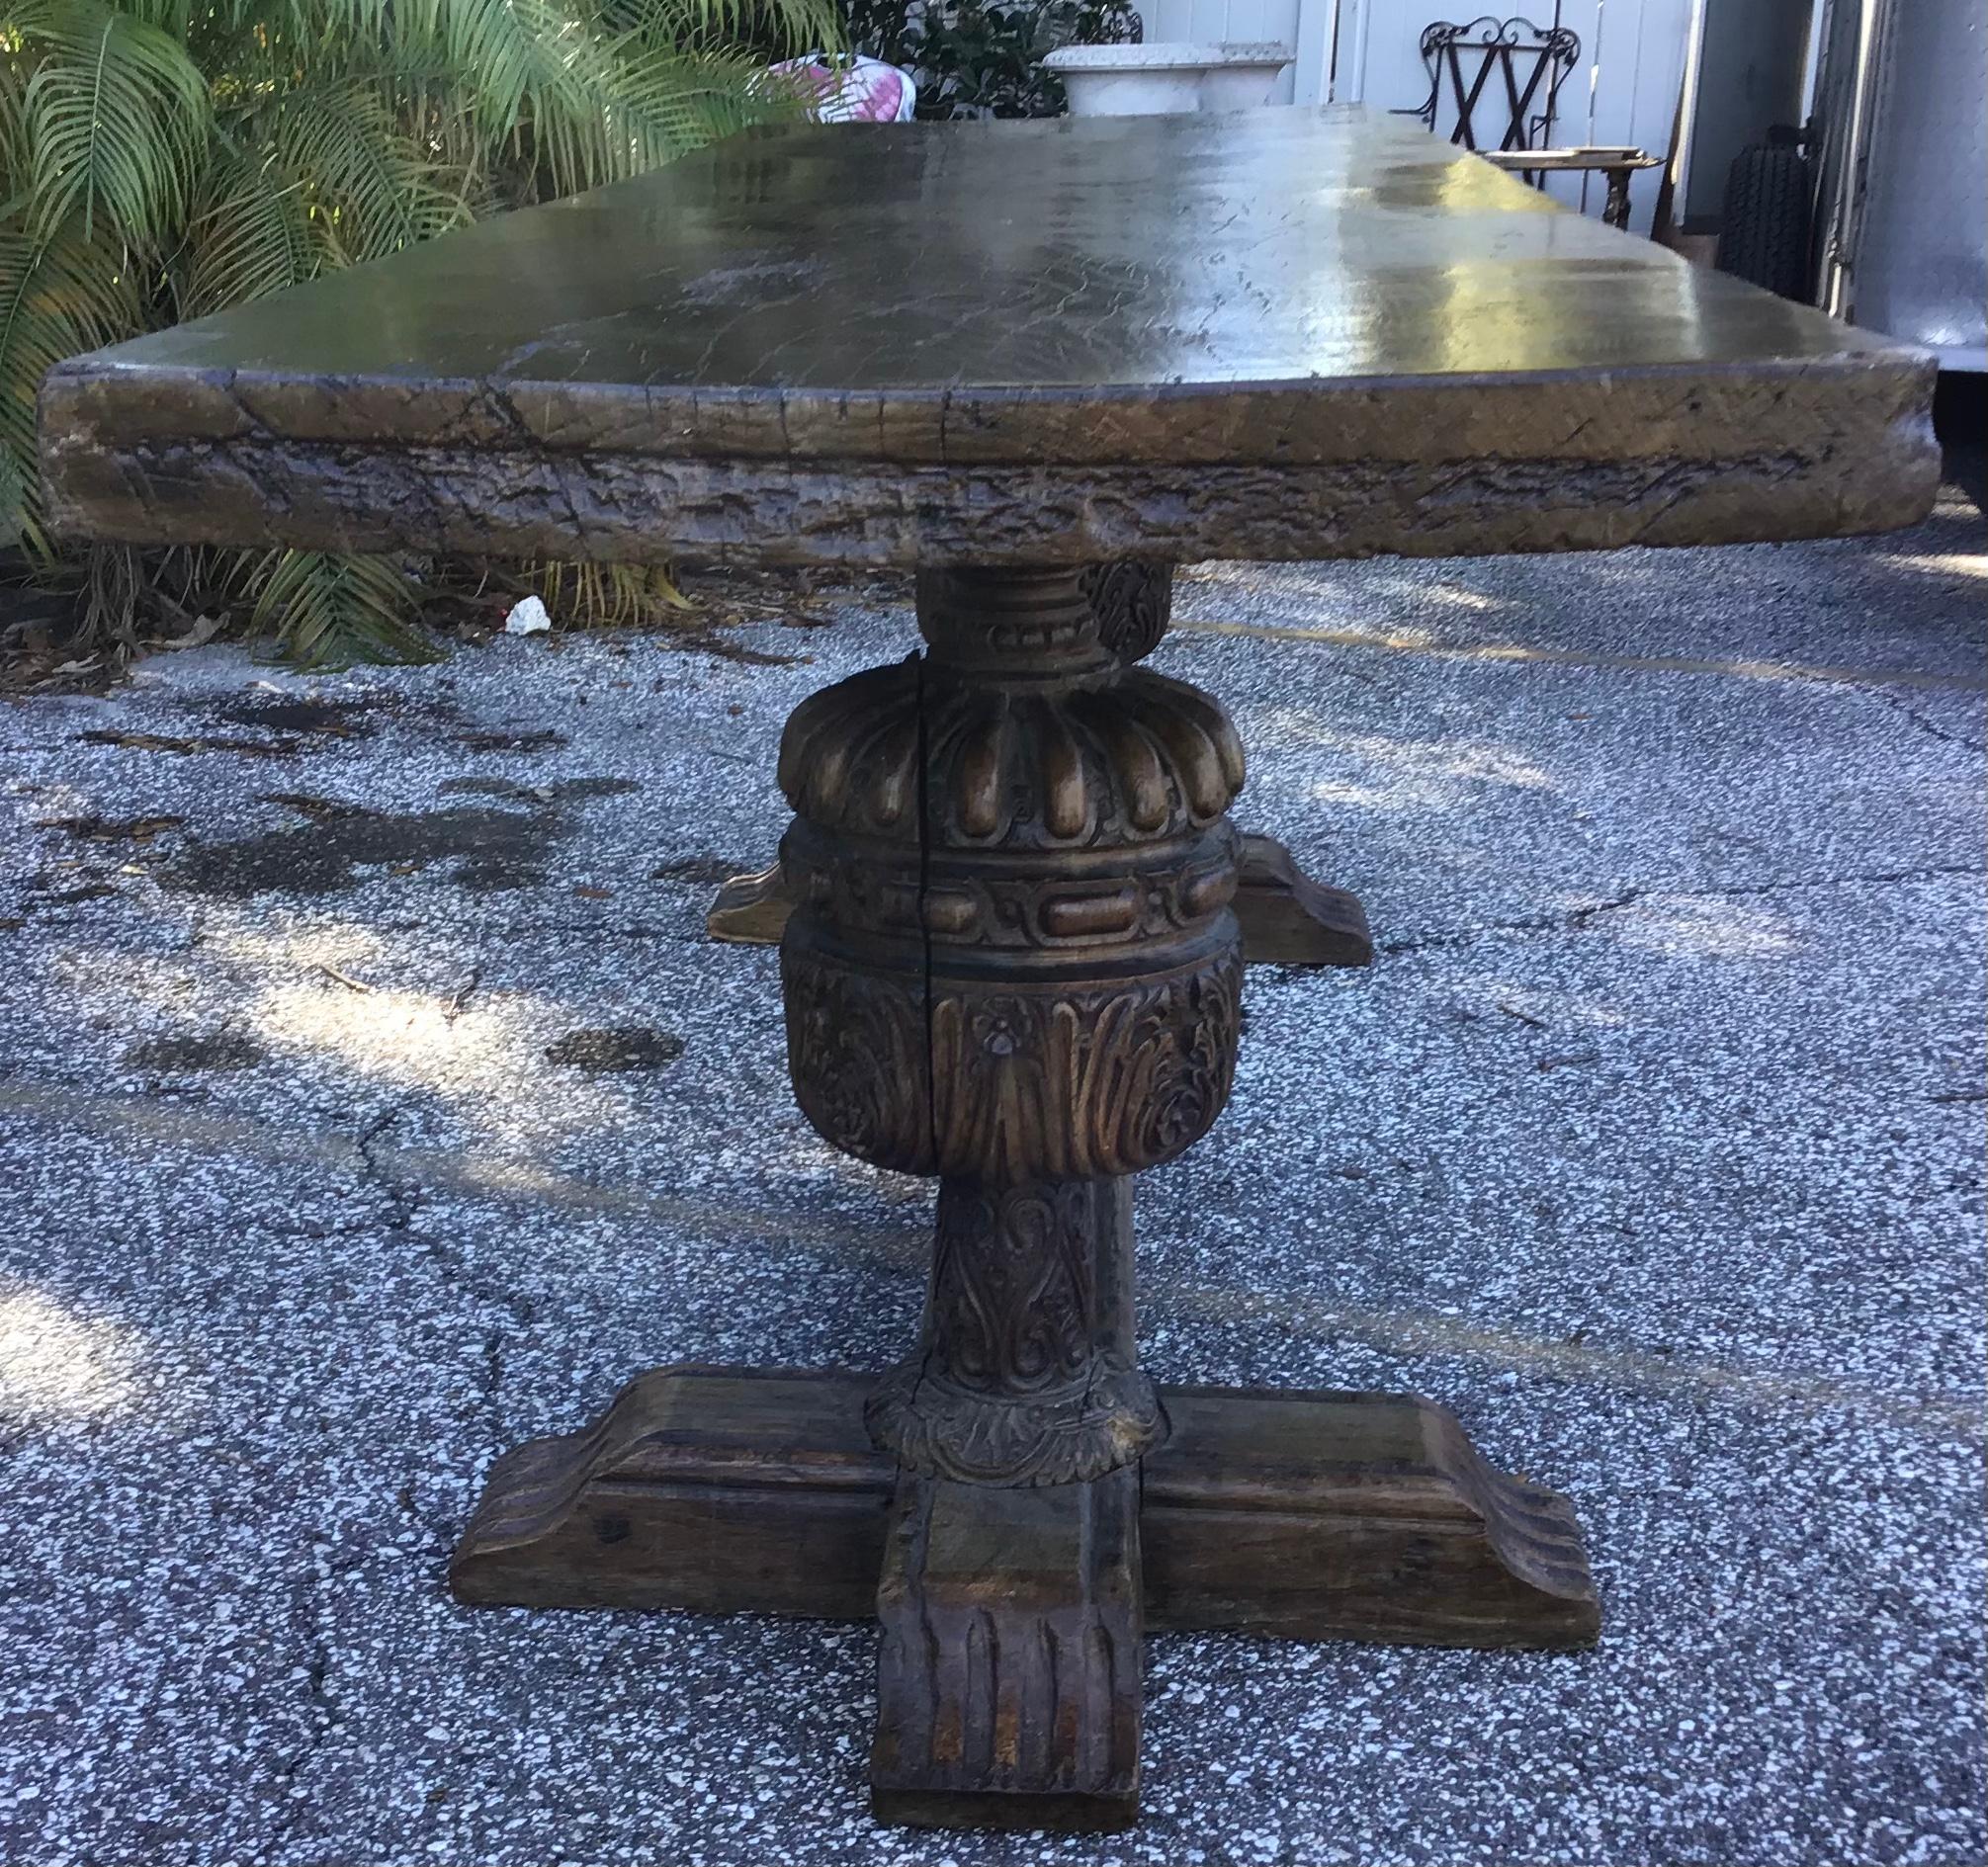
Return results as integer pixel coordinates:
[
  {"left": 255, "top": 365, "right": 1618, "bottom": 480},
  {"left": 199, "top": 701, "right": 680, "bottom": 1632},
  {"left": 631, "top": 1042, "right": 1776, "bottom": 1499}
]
[
  {"left": 705, "top": 833, "right": 1372, "bottom": 968},
  {"left": 706, "top": 863, "right": 789, "bottom": 945},
  {"left": 448, "top": 1365, "right": 893, "bottom": 1618},
  {"left": 1234, "top": 832, "right": 1373, "bottom": 966}
]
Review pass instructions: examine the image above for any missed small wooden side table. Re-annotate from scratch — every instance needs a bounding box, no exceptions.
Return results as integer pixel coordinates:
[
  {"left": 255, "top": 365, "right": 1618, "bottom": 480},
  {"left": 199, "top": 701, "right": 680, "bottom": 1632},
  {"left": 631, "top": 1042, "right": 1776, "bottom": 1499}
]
[
  {"left": 1481, "top": 145, "right": 1668, "bottom": 228},
  {"left": 41, "top": 107, "right": 1937, "bottom": 1832}
]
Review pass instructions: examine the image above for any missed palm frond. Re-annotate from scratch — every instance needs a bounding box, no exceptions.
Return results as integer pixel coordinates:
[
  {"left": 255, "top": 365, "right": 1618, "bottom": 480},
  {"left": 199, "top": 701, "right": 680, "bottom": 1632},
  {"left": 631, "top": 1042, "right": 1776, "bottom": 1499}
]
[
  {"left": 271, "top": 77, "right": 473, "bottom": 263},
  {"left": 652, "top": 0, "right": 842, "bottom": 57},
  {"left": 0, "top": 215, "right": 140, "bottom": 548},
  {"left": 600, "top": 40, "right": 806, "bottom": 174},
  {"left": 4, "top": 0, "right": 846, "bottom": 664},
  {"left": 176, "top": 148, "right": 311, "bottom": 312},
  {"left": 440, "top": 0, "right": 605, "bottom": 145},
  {"left": 538, "top": 557, "right": 691, "bottom": 629},
  {"left": 13, "top": 0, "right": 212, "bottom": 244},
  {"left": 247, "top": 546, "right": 442, "bottom": 666}
]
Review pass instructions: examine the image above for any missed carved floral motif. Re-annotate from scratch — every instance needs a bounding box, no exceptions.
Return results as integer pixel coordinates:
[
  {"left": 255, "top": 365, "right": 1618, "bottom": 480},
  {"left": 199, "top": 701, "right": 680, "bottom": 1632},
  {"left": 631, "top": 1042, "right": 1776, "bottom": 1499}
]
[
  {"left": 925, "top": 944, "right": 1243, "bottom": 1181},
  {"left": 864, "top": 1180, "right": 1165, "bottom": 1486},
  {"left": 782, "top": 948, "right": 930, "bottom": 1175},
  {"left": 1080, "top": 559, "right": 1173, "bottom": 667},
  {"left": 784, "top": 936, "right": 1243, "bottom": 1183}
]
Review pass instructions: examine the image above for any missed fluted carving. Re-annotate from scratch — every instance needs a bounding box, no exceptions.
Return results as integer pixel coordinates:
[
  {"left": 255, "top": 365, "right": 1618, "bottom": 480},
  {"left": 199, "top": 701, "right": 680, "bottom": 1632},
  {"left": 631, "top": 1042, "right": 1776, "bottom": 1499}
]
[{"left": 777, "top": 662, "right": 1243, "bottom": 851}]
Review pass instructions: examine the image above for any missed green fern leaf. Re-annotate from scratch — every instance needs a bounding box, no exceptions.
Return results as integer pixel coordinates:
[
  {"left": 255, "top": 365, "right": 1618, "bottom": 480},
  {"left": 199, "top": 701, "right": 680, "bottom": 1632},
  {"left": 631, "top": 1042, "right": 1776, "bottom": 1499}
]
[
  {"left": 247, "top": 546, "right": 443, "bottom": 667},
  {"left": 0, "top": 216, "right": 139, "bottom": 547},
  {"left": 177, "top": 148, "right": 312, "bottom": 312}
]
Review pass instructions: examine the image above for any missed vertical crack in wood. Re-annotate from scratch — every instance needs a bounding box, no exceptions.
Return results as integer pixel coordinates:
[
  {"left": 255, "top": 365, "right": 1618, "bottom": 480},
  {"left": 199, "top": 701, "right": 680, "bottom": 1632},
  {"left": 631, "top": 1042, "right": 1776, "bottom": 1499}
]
[{"left": 912, "top": 644, "right": 941, "bottom": 1403}]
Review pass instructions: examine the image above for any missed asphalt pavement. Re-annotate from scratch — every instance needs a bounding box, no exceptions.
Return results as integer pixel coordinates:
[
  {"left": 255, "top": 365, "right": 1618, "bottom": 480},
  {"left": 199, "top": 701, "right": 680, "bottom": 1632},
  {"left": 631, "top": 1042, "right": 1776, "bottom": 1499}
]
[{"left": 1, "top": 477, "right": 1982, "bottom": 1866}]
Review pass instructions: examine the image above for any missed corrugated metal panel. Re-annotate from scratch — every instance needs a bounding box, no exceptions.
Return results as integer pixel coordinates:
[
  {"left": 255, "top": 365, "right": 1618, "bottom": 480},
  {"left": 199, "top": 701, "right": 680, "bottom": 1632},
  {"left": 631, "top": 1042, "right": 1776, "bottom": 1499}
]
[{"left": 1850, "top": 0, "right": 1987, "bottom": 365}]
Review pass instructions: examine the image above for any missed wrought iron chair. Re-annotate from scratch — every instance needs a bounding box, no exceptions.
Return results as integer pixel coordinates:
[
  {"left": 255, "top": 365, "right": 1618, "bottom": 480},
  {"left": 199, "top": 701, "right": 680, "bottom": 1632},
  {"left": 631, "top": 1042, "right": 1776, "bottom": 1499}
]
[
  {"left": 1397, "top": 15, "right": 1661, "bottom": 228},
  {"left": 1398, "top": 16, "right": 1582, "bottom": 182}
]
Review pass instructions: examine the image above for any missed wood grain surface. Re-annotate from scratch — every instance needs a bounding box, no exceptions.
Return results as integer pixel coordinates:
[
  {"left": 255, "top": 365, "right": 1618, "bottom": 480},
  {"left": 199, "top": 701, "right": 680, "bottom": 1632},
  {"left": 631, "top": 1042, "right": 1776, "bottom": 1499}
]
[{"left": 41, "top": 110, "right": 1936, "bottom": 566}]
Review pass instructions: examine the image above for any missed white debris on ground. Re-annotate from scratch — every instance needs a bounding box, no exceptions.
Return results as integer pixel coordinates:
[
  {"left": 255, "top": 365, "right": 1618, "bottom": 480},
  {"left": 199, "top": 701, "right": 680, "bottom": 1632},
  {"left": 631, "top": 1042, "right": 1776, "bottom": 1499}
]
[{"left": 501, "top": 596, "right": 554, "bottom": 636}]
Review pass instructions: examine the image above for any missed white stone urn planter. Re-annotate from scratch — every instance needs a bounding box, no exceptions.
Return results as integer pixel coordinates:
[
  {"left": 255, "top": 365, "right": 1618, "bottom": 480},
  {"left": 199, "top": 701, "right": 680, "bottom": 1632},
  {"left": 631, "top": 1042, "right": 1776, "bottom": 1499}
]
[{"left": 1044, "top": 42, "right": 1294, "bottom": 117}]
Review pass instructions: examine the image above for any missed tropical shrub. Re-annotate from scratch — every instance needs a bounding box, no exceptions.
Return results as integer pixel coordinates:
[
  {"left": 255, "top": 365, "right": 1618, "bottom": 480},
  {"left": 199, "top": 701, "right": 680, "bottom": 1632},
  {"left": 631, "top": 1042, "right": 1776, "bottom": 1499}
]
[
  {"left": 845, "top": 0, "right": 1140, "bottom": 122},
  {"left": 0, "top": 0, "right": 839, "bottom": 666}
]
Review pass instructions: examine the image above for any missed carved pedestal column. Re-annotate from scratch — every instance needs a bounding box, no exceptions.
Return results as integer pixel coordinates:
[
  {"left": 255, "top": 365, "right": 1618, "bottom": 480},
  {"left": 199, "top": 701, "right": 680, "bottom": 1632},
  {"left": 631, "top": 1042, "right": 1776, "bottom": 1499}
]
[{"left": 779, "top": 566, "right": 1243, "bottom": 1824}]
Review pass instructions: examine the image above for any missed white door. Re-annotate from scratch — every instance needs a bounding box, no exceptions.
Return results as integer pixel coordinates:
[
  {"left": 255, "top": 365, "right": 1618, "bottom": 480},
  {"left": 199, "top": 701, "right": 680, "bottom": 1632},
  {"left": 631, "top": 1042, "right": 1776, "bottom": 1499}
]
[{"left": 1323, "top": 0, "right": 1697, "bottom": 232}]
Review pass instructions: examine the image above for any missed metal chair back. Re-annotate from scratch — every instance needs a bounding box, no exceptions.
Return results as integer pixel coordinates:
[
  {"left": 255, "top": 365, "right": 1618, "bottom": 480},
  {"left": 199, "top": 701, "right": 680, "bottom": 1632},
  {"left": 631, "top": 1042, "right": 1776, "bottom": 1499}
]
[{"left": 1402, "top": 16, "right": 1582, "bottom": 158}]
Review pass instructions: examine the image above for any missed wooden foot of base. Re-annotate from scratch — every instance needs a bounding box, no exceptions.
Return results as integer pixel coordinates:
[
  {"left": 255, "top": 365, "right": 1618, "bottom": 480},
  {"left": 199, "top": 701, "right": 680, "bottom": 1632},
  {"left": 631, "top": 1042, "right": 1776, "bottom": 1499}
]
[
  {"left": 706, "top": 834, "right": 1373, "bottom": 968},
  {"left": 1233, "top": 833, "right": 1373, "bottom": 966},
  {"left": 706, "top": 863, "right": 787, "bottom": 946},
  {"left": 872, "top": 1470, "right": 1142, "bottom": 1829},
  {"left": 452, "top": 1366, "right": 1598, "bottom": 1650}
]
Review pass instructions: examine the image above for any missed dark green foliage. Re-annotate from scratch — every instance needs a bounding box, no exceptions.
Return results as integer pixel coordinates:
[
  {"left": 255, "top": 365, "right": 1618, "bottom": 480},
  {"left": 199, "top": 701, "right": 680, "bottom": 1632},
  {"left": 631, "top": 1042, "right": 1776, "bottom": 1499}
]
[
  {"left": 845, "top": 0, "right": 1141, "bottom": 122},
  {"left": 1, "top": 0, "right": 841, "bottom": 665}
]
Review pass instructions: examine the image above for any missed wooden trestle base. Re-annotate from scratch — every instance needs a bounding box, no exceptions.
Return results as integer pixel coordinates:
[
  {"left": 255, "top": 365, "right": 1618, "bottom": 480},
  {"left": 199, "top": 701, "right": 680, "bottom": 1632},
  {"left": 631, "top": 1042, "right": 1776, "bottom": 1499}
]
[
  {"left": 452, "top": 564, "right": 1599, "bottom": 1830},
  {"left": 451, "top": 1366, "right": 1599, "bottom": 1830}
]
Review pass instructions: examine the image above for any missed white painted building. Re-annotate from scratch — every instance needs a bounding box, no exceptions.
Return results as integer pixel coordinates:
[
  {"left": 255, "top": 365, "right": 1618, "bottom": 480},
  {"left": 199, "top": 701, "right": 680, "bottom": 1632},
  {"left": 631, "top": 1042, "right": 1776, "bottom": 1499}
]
[{"left": 1137, "top": 0, "right": 1699, "bottom": 231}]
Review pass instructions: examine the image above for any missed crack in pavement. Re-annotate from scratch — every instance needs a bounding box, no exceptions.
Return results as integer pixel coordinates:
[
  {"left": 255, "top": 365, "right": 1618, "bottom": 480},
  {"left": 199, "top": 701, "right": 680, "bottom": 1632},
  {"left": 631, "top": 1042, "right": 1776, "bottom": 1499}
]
[
  {"left": 1380, "top": 863, "right": 1986, "bottom": 956},
  {"left": 352, "top": 1099, "right": 532, "bottom": 1491},
  {"left": 1, "top": 1077, "right": 1976, "bottom": 1443},
  {"left": 260, "top": 1541, "right": 363, "bottom": 1860},
  {"left": 355, "top": 1102, "right": 420, "bottom": 1231},
  {"left": 1858, "top": 683, "right": 1982, "bottom": 751}
]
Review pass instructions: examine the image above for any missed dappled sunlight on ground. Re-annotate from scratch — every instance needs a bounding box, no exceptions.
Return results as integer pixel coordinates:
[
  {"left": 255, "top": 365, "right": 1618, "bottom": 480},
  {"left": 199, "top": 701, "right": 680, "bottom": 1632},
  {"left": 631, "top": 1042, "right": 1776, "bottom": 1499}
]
[
  {"left": 1872, "top": 550, "right": 1988, "bottom": 584},
  {"left": 0, "top": 1283, "right": 145, "bottom": 1423},
  {"left": 1278, "top": 722, "right": 1560, "bottom": 812},
  {"left": 1615, "top": 895, "right": 1805, "bottom": 962},
  {"left": 1417, "top": 582, "right": 1509, "bottom": 614},
  {"left": 15, "top": 778, "right": 97, "bottom": 823},
  {"left": 202, "top": 911, "right": 624, "bottom": 1154},
  {"left": 204, "top": 914, "right": 395, "bottom": 978},
  {"left": 1452, "top": 977, "right": 1633, "bottom": 1029}
]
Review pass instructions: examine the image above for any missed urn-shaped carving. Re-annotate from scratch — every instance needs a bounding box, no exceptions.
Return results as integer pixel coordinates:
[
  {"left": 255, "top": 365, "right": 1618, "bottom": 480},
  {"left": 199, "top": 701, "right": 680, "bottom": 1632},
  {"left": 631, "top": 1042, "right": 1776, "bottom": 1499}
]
[{"left": 779, "top": 570, "right": 1246, "bottom": 1184}]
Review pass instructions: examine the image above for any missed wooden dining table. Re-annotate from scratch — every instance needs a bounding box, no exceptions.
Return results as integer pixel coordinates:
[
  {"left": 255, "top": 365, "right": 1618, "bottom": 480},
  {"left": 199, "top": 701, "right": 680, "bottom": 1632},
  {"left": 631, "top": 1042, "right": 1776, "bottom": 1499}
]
[{"left": 40, "top": 106, "right": 1938, "bottom": 1832}]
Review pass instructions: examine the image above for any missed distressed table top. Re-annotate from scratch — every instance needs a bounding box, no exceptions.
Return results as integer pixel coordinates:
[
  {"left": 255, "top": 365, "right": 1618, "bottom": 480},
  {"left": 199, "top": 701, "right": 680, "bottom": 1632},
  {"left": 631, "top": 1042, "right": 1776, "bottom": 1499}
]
[{"left": 41, "top": 106, "right": 1938, "bottom": 567}]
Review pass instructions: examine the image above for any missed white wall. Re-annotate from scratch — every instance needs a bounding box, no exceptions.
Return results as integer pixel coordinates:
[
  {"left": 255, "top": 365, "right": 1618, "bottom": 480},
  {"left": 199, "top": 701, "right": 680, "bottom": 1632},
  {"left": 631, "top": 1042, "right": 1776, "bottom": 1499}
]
[
  {"left": 1323, "top": 0, "right": 1699, "bottom": 231},
  {"left": 1139, "top": 0, "right": 1308, "bottom": 100}
]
